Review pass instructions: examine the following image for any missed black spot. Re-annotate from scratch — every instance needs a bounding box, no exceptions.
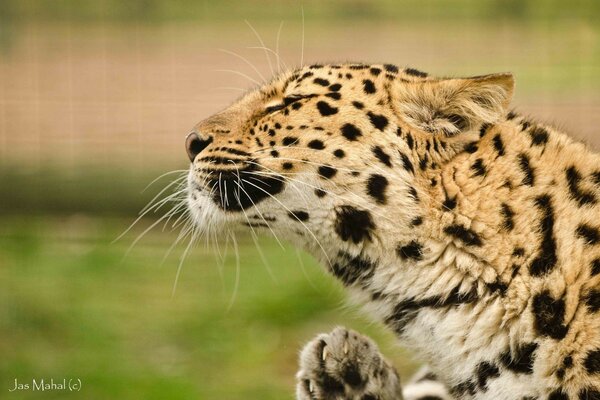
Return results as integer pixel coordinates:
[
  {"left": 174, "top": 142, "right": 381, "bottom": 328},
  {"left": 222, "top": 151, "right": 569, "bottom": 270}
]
[
  {"left": 325, "top": 92, "right": 341, "bottom": 100},
  {"left": 397, "top": 241, "right": 424, "bottom": 261},
  {"left": 268, "top": 129, "right": 276, "bottom": 136},
  {"left": 518, "top": 153, "right": 535, "bottom": 186},
  {"left": 493, "top": 134, "right": 505, "bottom": 156},
  {"left": 585, "top": 290, "right": 600, "bottom": 312},
  {"left": 352, "top": 101, "right": 364, "bottom": 109},
  {"left": 335, "top": 206, "right": 374, "bottom": 244},
  {"left": 329, "top": 83, "right": 342, "bottom": 91},
  {"left": 282, "top": 136, "right": 299, "bottom": 146},
  {"left": 316, "top": 101, "right": 338, "bottom": 116},
  {"left": 592, "top": 258, "right": 600, "bottom": 276},
  {"left": 372, "top": 146, "right": 392, "bottom": 167},
  {"left": 444, "top": 224, "right": 483, "bottom": 246},
  {"left": 411, "top": 216, "right": 423, "bottom": 226},
  {"left": 476, "top": 362, "right": 500, "bottom": 390},
  {"left": 442, "top": 196, "right": 457, "bottom": 211},
  {"left": 405, "top": 133, "right": 414, "bottom": 150},
  {"left": 270, "top": 150, "right": 279, "bottom": 157},
  {"left": 556, "top": 355, "right": 574, "bottom": 380},
  {"left": 408, "top": 186, "right": 419, "bottom": 202},
  {"left": 369, "top": 67, "right": 381, "bottom": 76},
  {"left": 579, "top": 388, "right": 600, "bottom": 400},
  {"left": 314, "top": 188, "right": 326, "bottom": 197},
  {"left": 532, "top": 290, "right": 568, "bottom": 340},
  {"left": 318, "top": 165, "right": 337, "bottom": 179},
  {"left": 333, "top": 149, "right": 345, "bottom": 158},
  {"left": 487, "top": 280, "right": 508, "bottom": 296},
  {"left": 548, "top": 390, "right": 569, "bottom": 400},
  {"left": 576, "top": 224, "right": 600, "bottom": 245},
  {"left": 387, "top": 285, "right": 477, "bottom": 334},
  {"left": 363, "top": 79, "right": 376, "bottom": 94},
  {"left": 405, "top": 67, "right": 428, "bottom": 77},
  {"left": 313, "top": 78, "right": 330, "bottom": 86},
  {"left": 398, "top": 152, "right": 414, "bottom": 174},
  {"left": 529, "top": 126, "right": 549, "bottom": 146},
  {"left": 342, "top": 363, "right": 365, "bottom": 388},
  {"left": 366, "top": 174, "right": 388, "bottom": 204},
  {"left": 470, "top": 158, "right": 487, "bottom": 176},
  {"left": 529, "top": 195, "right": 558, "bottom": 277},
  {"left": 566, "top": 166, "right": 597, "bottom": 206},
  {"left": 479, "top": 123, "right": 491, "bottom": 138},
  {"left": 367, "top": 112, "right": 388, "bottom": 131},
  {"left": 330, "top": 251, "right": 376, "bottom": 288},
  {"left": 384, "top": 64, "right": 399, "bottom": 73},
  {"left": 499, "top": 342, "right": 538, "bottom": 374},
  {"left": 308, "top": 139, "right": 325, "bottom": 150},
  {"left": 513, "top": 247, "right": 525, "bottom": 257},
  {"left": 282, "top": 162, "right": 293, "bottom": 170},
  {"left": 419, "top": 153, "right": 429, "bottom": 170},
  {"left": 464, "top": 142, "right": 479, "bottom": 153},
  {"left": 291, "top": 102, "right": 302, "bottom": 110},
  {"left": 341, "top": 123, "right": 362, "bottom": 141},
  {"left": 500, "top": 203, "right": 515, "bottom": 231},
  {"left": 507, "top": 111, "right": 518, "bottom": 120},
  {"left": 451, "top": 380, "right": 477, "bottom": 398},
  {"left": 288, "top": 210, "right": 309, "bottom": 222}
]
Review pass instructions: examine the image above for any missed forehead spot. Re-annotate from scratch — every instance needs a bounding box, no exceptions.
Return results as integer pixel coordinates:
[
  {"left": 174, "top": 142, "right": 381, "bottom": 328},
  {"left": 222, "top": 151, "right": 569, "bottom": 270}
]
[
  {"left": 316, "top": 101, "right": 338, "bottom": 116},
  {"left": 318, "top": 165, "right": 337, "bottom": 179},
  {"left": 363, "top": 79, "right": 376, "bottom": 94},
  {"left": 367, "top": 112, "right": 389, "bottom": 131},
  {"left": 341, "top": 123, "right": 362, "bottom": 141},
  {"left": 308, "top": 139, "right": 326, "bottom": 150},
  {"left": 313, "top": 78, "right": 330, "bottom": 86},
  {"left": 333, "top": 149, "right": 345, "bottom": 158},
  {"left": 370, "top": 67, "right": 382, "bottom": 76}
]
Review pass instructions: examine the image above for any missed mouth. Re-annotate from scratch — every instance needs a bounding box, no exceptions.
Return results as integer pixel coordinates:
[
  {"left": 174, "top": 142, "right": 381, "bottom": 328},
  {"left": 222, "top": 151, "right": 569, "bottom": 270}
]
[{"left": 190, "top": 165, "right": 285, "bottom": 212}]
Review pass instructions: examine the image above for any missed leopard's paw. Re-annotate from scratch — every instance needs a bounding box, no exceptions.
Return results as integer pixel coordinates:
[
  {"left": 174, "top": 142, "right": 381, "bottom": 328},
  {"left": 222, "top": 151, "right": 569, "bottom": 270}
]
[{"left": 296, "top": 327, "right": 403, "bottom": 400}]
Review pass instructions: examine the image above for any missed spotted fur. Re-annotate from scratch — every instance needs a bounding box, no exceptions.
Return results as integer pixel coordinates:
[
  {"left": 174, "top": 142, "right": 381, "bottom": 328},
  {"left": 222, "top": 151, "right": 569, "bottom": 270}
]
[{"left": 185, "top": 63, "right": 600, "bottom": 399}]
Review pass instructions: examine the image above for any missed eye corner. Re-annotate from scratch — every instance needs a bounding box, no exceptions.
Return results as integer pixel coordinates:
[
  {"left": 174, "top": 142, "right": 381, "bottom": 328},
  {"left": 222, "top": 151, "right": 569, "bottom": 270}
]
[{"left": 265, "top": 103, "right": 286, "bottom": 113}]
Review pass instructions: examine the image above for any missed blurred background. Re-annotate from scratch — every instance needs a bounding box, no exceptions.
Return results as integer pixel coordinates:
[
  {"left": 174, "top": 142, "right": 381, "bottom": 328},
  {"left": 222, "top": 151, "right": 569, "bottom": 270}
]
[{"left": 1, "top": 1, "right": 599, "bottom": 398}]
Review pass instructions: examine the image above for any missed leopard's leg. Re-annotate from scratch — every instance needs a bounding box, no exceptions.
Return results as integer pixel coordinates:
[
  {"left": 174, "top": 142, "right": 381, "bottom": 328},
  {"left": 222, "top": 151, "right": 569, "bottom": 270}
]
[
  {"left": 402, "top": 366, "right": 452, "bottom": 400},
  {"left": 296, "top": 326, "right": 403, "bottom": 400}
]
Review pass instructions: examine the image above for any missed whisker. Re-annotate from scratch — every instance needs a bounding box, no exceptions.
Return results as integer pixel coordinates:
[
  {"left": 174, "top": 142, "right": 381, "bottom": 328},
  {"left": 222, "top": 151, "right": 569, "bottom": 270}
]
[
  {"left": 214, "top": 69, "right": 261, "bottom": 86},
  {"left": 300, "top": 6, "right": 305, "bottom": 67},
  {"left": 225, "top": 230, "right": 241, "bottom": 312},
  {"left": 171, "top": 225, "right": 198, "bottom": 298},
  {"left": 219, "top": 48, "right": 266, "bottom": 83},
  {"left": 247, "top": 46, "right": 289, "bottom": 73},
  {"left": 240, "top": 177, "right": 332, "bottom": 268},
  {"left": 275, "top": 21, "right": 285, "bottom": 73},
  {"left": 244, "top": 20, "right": 274, "bottom": 76}
]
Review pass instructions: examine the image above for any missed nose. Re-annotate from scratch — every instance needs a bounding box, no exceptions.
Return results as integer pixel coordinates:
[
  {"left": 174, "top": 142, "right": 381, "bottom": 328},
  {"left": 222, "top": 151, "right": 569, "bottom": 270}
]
[{"left": 185, "top": 132, "right": 213, "bottom": 162}]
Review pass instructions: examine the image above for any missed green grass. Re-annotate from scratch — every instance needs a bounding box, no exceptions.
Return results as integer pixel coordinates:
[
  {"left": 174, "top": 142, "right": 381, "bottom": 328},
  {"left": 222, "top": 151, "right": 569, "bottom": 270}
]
[{"left": 0, "top": 215, "right": 419, "bottom": 399}]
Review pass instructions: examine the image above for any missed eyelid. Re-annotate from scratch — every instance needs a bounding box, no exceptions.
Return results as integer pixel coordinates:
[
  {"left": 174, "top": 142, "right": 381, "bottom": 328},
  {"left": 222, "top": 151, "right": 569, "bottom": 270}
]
[
  {"left": 265, "top": 104, "right": 286, "bottom": 113},
  {"left": 265, "top": 94, "right": 312, "bottom": 114}
]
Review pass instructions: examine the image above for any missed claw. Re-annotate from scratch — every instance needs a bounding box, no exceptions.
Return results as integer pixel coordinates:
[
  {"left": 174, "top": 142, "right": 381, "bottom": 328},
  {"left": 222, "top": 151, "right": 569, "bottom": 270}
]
[
  {"left": 343, "top": 341, "right": 349, "bottom": 355},
  {"left": 309, "top": 381, "right": 314, "bottom": 393},
  {"left": 322, "top": 346, "right": 328, "bottom": 361}
]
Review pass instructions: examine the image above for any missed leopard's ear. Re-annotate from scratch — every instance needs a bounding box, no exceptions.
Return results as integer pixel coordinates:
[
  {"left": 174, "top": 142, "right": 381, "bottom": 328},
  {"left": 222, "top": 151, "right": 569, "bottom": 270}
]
[{"left": 395, "top": 73, "right": 514, "bottom": 137}]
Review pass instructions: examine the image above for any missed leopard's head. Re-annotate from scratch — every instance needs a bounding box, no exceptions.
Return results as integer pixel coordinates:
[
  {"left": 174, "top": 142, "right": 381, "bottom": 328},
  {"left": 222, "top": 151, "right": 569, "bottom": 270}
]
[{"left": 185, "top": 63, "right": 513, "bottom": 256}]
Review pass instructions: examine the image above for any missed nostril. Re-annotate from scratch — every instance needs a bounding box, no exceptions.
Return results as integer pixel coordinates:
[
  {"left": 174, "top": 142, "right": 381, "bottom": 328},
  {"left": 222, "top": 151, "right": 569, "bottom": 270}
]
[{"left": 185, "top": 132, "right": 213, "bottom": 162}]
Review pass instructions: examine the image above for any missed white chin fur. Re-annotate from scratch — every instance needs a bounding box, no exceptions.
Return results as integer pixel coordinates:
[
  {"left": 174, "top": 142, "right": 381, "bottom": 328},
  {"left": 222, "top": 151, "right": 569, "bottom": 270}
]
[{"left": 186, "top": 169, "right": 230, "bottom": 235}]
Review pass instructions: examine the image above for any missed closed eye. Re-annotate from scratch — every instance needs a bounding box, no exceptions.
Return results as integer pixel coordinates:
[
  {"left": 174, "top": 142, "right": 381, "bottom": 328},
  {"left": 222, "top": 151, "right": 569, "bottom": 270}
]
[{"left": 265, "top": 95, "right": 312, "bottom": 114}]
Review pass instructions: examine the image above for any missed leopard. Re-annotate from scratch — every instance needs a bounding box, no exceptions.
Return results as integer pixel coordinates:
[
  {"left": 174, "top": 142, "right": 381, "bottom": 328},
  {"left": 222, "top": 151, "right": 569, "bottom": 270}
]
[{"left": 183, "top": 62, "right": 600, "bottom": 399}]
